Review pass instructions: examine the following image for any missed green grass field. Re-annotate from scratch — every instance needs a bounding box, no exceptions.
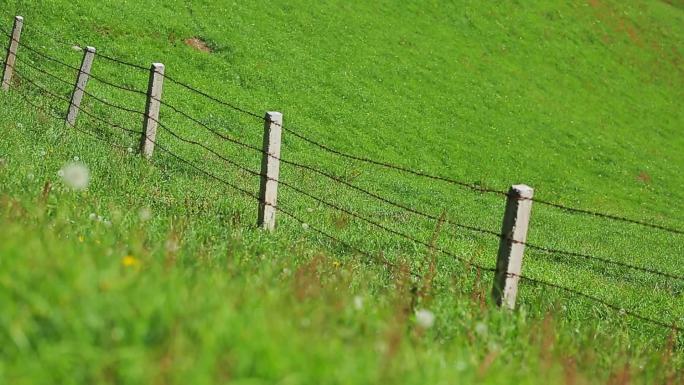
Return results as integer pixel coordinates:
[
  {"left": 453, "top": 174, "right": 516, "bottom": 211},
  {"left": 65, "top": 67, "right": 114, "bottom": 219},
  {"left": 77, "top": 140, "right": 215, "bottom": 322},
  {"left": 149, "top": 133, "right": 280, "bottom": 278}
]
[{"left": 1, "top": 0, "right": 683, "bottom": 384}]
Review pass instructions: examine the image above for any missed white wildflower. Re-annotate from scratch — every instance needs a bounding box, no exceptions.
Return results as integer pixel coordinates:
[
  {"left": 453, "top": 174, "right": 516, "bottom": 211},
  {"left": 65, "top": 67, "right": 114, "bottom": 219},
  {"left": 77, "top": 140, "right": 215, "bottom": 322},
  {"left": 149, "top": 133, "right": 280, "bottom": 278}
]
[
  {"left": 127, "top": 147, "right": 133, "bottom": 153},
  {"left": 165, "top": 239, "right": 179, "bottom": 252},
  {"left": 415, "top": 309, "right": 435, "bottom": 329},
  {"left": 475, "top": 322, "right": 488, "bottom": 337},
  {"left": 455, "top": 360, "right": 468, "bottom": 372},
  {"left": 73, "top": 156, "right": 80, "bottom": 162},
  {"left": 353, "top": 295, "right": 364, "bottom": 310},
  {"left": 138, "top": 207, "right": 152, "bottom": 221},
  {"left": 301, "top": 223, "right": 309, "bottom": 230},
  {"left": 59, "top": 162, "right": 90, "bottom": 191}
]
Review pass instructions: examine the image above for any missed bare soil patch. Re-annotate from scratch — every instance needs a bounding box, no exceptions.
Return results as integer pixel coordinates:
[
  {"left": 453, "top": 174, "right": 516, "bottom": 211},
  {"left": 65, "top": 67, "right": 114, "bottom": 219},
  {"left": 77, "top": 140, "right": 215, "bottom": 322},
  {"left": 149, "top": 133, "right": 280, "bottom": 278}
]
[{"left": 184, "top": 37, "right": 212, "bottom": 53}]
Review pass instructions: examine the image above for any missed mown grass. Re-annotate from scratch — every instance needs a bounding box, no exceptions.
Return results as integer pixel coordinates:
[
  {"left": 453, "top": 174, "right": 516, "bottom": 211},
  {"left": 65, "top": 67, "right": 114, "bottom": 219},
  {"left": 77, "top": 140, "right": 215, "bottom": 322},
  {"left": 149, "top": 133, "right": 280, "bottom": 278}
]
[{"left": 0, "top": 0, "right": 683, "bottom": 383}]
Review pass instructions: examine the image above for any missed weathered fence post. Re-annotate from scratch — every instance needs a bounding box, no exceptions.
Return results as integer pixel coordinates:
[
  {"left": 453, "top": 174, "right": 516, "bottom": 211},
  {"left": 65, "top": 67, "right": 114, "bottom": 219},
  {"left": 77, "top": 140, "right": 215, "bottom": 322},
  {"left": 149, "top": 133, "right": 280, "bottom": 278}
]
[
  {"left": 257, "top": 111, "right": 283, "bottom": 231},
  {"left": 2, "top": 16, "right": 24, "bottom": 92},
  {"left": 66, "top": 46, "right": 96, "bottom": 126},
  {"left": 139, "top": 63, "right": 165, "bottom": 159},
  {"left": 492, "top": 184, "right": 534, "bottom": 309}
]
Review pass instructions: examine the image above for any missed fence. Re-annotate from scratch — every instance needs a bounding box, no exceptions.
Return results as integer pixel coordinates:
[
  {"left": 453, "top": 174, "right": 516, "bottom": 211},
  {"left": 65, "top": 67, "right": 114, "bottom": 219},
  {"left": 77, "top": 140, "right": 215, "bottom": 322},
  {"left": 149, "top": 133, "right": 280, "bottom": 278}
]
[{"left": 1, "top": 15, "right": 682, "bottom": 336}]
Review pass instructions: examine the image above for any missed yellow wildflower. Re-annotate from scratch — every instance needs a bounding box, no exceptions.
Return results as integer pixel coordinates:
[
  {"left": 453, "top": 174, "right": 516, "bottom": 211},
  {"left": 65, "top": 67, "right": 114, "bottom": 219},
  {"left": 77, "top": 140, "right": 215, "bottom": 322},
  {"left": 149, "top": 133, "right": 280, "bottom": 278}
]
[
  {"left": 121, "top": 255, "right": 140, "bottom": 267},
  {"left": 332, "top": 260, "right": 341, "bottom": 268}
]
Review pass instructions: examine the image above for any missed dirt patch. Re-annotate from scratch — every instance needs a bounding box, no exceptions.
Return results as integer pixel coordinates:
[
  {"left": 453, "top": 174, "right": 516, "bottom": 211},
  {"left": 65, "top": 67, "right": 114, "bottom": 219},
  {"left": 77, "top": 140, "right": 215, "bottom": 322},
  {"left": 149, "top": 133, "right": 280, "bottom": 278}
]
[
  {"left": 587, "top": 0, "right": 643, "bottom": 47},
  {"left": 637, "top": 171, "right": 652, "bottom": 184},
  {"left": 184, "top": 37, "right": 212, "bottom": 53}
]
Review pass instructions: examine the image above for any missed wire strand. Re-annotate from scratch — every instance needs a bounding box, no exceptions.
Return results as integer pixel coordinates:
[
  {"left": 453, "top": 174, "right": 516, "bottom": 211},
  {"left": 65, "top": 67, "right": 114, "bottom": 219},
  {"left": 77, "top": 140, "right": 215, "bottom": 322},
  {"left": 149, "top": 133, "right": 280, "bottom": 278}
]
[{"left": 514, "top": 273, "right": 682, "bottom": 333}]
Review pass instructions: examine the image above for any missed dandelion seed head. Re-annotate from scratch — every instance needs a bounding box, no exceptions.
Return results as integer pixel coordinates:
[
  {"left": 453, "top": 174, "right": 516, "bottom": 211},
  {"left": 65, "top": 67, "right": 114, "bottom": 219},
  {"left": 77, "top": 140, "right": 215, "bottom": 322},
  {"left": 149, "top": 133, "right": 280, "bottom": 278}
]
[
  {"left": 127, "top": 147, "right": 133, "bottom": 153},
  {"left": 59, "top": 162, "right": 90, "bottom": 191},
  {"left": 475, "top": 322, "right": 488, "bottom": 337},
  {"left": 455, "top": 360, "right": 468, "bottom": 372},
  {"left": 353, "top": 295, "right": 364, "bottom": 310},
  {"left": 138, "top": 207, "right": 152, "bottom": 221},
  {"left": 415, "top": 309, "right": 435, "bottom": 329},
  {"left": 39, "top": 149, "right": 46, "bottom": 157},
  {"left": 165, "top": 239, "right": 180, "bottom": 253},
  {"left": 488, "top": 341, "right": 501, "bottom": 352}
]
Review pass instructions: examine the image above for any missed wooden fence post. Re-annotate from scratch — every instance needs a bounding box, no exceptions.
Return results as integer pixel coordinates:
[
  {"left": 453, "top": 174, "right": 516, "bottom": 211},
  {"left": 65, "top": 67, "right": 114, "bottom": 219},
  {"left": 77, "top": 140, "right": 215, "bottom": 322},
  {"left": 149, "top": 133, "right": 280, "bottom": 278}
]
[
  {"left": 257, "top": 111, "right": 283, "bottom": 231},
  {"left": 66, "top": 46, "right": 96, "bottom": 126},
  {"left": 140, "top": 63, "right": 165, "bottom": 159},
  {"left": 492, "top": 184, "right": 534, "bottom": 309},
  {"left": 2, "top": 16, "right": 24, "bottom": 92}
]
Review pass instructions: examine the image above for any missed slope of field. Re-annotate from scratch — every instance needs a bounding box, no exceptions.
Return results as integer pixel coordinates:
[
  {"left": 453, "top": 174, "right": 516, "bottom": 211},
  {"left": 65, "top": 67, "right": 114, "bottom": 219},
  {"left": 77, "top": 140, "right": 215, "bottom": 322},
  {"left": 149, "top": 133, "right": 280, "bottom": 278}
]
[{"left": 1, "top": 0, "right": 683, "bottom": 384}]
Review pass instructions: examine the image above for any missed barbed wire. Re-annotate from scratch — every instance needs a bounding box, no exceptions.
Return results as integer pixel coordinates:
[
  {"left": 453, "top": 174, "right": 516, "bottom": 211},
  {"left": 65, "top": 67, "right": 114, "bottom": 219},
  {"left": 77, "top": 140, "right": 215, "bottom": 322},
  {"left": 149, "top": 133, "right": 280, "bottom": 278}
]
[
  {"left": 3, "top": 17, "right": 683, "bottom": 236},
  {"left": 0, "top": 26, "right": 148, "bottom": 96},
  {"left": 96, "top": 52, "right": 152, "bottom": 71},
  {"left": 9, "top": 73, "right": 132, "bottom": 150},
  {"left": 514, "top": 273, "right": 682, "bottom": 333},
  {"left": 14, "top": 54, "right": 147, "bottom": 117},
  {"left": 21, "top": 59, "right": 684, "bottom": 283},
  {"left": 9, "top": 65, "right": 682, "bottom": 334},
  {"left": 12, "top": 66, "right": 142, "bottom": 136},
  {"left": 148, "top": 111, "right": 684, "bottom": 285},
  {"left": 12, "top": 58, "right": 486, "bottom": 278},
  {"left": 151, "top": 98, "right": 684, "bottom": 282},
  {"left": 10, "top": 43, "right": 684, "bottom": 284},
  {"left": 161, "top": 67, "right": 684, "bottom": 236}
]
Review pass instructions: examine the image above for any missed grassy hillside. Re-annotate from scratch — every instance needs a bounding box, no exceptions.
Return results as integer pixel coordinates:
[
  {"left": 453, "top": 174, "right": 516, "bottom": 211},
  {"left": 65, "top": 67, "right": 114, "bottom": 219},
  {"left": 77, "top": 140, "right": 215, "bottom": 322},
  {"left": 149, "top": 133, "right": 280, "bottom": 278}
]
[{"left": 1, "top": 0, "right": 683, "bottom": 384}]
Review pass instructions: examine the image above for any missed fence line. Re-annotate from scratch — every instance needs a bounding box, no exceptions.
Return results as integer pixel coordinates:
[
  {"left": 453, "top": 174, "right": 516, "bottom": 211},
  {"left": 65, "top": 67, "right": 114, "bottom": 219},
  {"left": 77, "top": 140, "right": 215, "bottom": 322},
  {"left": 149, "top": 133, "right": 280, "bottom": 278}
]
[
  {"left": 2, "top": 21, "right": 683, "bottom": 237},
  {"left": 3, "top": 16, "right": 683, "bottom": 335},
  {"left": 21, "top": 47, "right": 681, "bottom": 283},
  {"left": 37, "top": 52, "right": 680, "bottom": 282},
  {"left": 10, "top": 69, "right": 681, "bottom": 334}
]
